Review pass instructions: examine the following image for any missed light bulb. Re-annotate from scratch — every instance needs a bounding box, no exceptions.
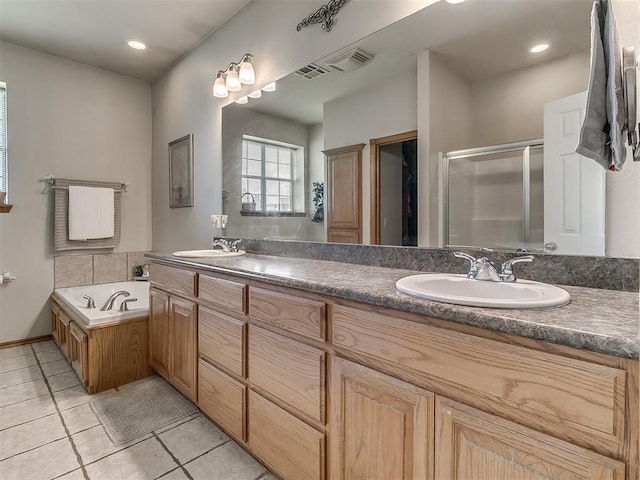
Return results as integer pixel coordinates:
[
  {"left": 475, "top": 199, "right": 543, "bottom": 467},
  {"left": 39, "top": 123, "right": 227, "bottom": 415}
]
[
  {"left": 235, "top": 96, "right": 249, "bottom": 104},
  {"left": 530, "top": 43, "right": 549, "bottom": 53},
  {"left": 262, "top": 82, "right": 276, "bottom": 92},
  {"left": 239, "top": 56, "right": 256, "bottom": 84},
  {"left": 248, "top": 89, "right": 262, "bottom": 99},
  {"left": 213, "top": 75, "right": 228, "bottom": 98},
  {"left": 127, "top": 40, "right": 147, "bottom": 50},
  {"left": 226, "top": 67, "right": 241, "bottom": 92}
]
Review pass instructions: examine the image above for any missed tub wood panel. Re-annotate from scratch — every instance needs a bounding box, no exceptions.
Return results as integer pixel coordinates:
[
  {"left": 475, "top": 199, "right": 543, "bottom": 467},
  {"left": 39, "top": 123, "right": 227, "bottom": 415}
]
[{"left": 87, "top": 316, "right": 152, "bottom": 393}]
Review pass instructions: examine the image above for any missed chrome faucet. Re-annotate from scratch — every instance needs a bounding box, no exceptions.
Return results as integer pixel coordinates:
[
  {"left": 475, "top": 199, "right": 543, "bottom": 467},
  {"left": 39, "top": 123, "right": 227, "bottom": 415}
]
[
  {"left": 212, "top": 238, "right": 242, "bottom": 252},
  {"left": 454, "top": 252, "right": 534, "bottom": 283},
  {"left": 211, "top": 238, "right": 231, "bottom": 252},
  {"left": 100, "top": 291, "right": 130, "bottom": 311},
  {"left": 83, "top": 295, "right": 96, "bottom": 309}
]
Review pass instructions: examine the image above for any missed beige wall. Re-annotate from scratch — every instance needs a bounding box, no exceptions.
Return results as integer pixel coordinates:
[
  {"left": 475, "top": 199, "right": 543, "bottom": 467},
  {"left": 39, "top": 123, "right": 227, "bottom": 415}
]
[
  {"left": 0, "top": 42, "right": 151, "bottom": 343},
  {"left": 470, "top": 50, "right": 590, "bottom": 146},
  {"left": 323, "top": 71, "right": 418, "bottom": 243},
  {"left": 151, "top": 0, "right": 434, "bottom": 252}
]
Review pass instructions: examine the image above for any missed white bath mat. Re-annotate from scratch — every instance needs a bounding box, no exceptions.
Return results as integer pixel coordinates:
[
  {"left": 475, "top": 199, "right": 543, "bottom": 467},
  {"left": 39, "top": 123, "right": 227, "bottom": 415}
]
[{"left": 90, "top": 376, "right": 198, "bottom": 446}]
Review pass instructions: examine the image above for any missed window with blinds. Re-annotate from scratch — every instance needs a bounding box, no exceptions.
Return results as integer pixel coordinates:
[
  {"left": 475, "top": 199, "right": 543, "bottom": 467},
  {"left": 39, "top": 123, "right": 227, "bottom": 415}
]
[{"left": 0, "top": 82, "right": 6, "bottom": 196}]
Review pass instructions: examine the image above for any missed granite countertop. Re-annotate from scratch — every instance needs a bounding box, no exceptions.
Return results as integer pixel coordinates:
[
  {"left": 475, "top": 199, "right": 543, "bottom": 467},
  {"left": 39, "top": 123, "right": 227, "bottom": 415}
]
[{"left": 146, "top": 252, "right": 640, "bottom": 360}]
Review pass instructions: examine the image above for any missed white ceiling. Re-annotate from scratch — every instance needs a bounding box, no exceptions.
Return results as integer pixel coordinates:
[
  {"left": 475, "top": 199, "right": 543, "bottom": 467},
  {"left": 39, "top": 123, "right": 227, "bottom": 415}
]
[
  {"left": 237, "top": 0, "right": 592, "bottom": 125},
  {"left": 0, "top": 0, "right": 252, "bottom": 82}
]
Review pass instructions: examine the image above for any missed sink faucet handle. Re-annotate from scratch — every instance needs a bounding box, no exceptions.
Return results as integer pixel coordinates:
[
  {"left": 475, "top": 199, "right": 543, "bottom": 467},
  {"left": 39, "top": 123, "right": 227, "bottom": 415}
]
[
  {"left": 83, "top": 295, "right": 96, "bottom": 309},
  {"left": 500, "top": 255, "right": 534, "bottom": 282},
  {"left": 454, "top": 252, "right": 478, "bottom": 278},
  {"left": 230, "top": 239, "right": 242, "bottom": 252}
]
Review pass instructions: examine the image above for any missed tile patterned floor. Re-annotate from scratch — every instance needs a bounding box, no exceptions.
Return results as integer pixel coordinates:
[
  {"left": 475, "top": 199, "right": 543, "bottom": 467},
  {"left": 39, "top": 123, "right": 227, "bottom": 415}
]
[{"left": 0, "top": 340, "right": 279, "bottom": 480}]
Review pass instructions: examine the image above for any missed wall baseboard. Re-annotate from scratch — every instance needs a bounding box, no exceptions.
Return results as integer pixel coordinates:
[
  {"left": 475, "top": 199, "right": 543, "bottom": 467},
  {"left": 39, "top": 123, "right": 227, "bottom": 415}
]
[{"left": 0, "top": 334, "right": 53, "bottom": 349}]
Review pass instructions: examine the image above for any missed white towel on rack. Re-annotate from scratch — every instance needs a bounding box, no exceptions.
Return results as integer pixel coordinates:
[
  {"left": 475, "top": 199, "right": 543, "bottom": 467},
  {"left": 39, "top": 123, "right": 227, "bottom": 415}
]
[{"left": 68, "top": 186, "right": 115, "bottom": 240}]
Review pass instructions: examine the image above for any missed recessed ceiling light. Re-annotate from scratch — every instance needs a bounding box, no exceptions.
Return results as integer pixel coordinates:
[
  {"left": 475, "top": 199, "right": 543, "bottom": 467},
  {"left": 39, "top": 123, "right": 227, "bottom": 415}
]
[
  {"left": 445, "top": 0, "right": 466, "bottom": 4},
  {"left": 530, "top": 43, "right": 549, "bottom": 53},
  {"left": 127, "top": 40, "right": 147, "bottom": 50}
]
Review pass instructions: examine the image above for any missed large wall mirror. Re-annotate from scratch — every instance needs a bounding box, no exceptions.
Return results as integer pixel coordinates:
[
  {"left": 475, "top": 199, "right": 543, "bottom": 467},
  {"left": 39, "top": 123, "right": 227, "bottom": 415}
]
[{"left": 222, "top": 0, "right": 638, "bottom": 258}]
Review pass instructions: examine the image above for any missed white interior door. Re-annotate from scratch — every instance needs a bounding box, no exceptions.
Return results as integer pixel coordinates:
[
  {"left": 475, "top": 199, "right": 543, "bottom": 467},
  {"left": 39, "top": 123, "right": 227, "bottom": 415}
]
[{"left": 543, "top": 91, "right": 605, "bottom": 256}]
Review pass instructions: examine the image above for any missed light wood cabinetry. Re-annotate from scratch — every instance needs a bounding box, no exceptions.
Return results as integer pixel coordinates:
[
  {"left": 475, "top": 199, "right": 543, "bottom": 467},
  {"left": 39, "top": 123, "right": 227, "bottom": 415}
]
[
  {"left": 149, "top": 287, "right": 170, "bottom": 377},
  {"left": 199, "top": 306, "right": 245, "bottom": 377},
  {"left": 435, "top": 396, "right": 626, "bottom": 480},
  {"left": 199, "top": 359, "right": 246, "bottom": 441},
  {"left": 168, "top": 296, "right": 197, "bottom": 401},
  {"left": 249, "top": 390, "right": 325, "bottom": 480},
  {"left": 329, "top": 357, "right": 434, "bottom": 480},
  {"left": 68, "top": 321, "right": 88, "bottom": 385},
  {"left": 248, "top": 325, "right": 325, "bottom": 423},
  {"left": 148, "top": 261, "right": 638, "bottom": 480},
  {"left": 324, "top": 144, "right": 365, "bottom": 243},
  {"left": 50, "top": 297, "right": 151, "bottom": 394},
  {"left": 148, "top": 282, "right": 197, "bottom": 402}
]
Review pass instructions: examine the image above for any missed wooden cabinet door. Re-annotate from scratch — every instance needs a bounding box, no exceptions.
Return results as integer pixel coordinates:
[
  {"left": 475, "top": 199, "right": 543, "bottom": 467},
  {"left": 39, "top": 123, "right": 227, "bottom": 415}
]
[
  {"left": 68, "top": 321, "right": 88, "bottom": 385},
  {"left": 149, "top": 287, "right": 170, "bottom": 378},
  {"left": 169, "top": 296, "right": 197, "bottom": 401},
  {"left": 329, "top": 357, "right": 434, "bottom": 480},
  {"left": 325, "top": 144, "right": 364, "bottom": 243},
  {"left": 435, "top": 396, "right": 625, "bottom": 480}
]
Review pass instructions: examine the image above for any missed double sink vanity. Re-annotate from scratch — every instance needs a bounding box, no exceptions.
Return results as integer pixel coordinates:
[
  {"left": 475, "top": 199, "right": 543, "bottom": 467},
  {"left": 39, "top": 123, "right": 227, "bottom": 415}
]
[{"left": 145, "top": 248, "right": 638, "bottom": 480}]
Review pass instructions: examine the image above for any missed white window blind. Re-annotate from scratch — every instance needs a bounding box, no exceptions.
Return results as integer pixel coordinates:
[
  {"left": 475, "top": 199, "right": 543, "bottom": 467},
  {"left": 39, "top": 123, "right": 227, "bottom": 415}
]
[{"left": 0, "top": 82, "right": 6, "bottom": 195}]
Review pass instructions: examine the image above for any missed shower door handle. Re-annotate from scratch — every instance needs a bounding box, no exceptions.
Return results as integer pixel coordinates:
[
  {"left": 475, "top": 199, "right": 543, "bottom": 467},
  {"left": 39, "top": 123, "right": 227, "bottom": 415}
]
[{"left": 544, "top": 242, "right": 557, "bottom": 251}]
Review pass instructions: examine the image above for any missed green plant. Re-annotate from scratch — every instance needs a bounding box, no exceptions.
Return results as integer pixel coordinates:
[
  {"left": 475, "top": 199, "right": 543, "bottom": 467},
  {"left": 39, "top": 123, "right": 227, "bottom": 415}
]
[
  {"left": 133, "top": 265, "right": 143, "bottom": 277},
  {"left": 312, "top": 181, "right": 324, "bottom": 223}
]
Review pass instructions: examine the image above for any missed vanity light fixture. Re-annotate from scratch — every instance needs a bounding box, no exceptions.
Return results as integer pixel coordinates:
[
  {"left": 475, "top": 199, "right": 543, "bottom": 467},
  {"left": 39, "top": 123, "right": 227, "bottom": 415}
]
[
  {"left": 235, "top": 96, "right": 249, "bottom": 104},
  {"left": 127, "top": 40, "right": 147, "bottom": 50},
  {"left": 530, "top": 43, "right": 550, "bottom": 53},
  {"left": 262, "top": 82, "right": 277, "bottom": 92},
  {"left": 445, "top": 0, "right": 466, "bottom": 4},
  {"left": 248, "top": 89, "right": 262, "bottom": 99},
  {"left": 213, "top": 53, "right": 255, "bottom": 99}
]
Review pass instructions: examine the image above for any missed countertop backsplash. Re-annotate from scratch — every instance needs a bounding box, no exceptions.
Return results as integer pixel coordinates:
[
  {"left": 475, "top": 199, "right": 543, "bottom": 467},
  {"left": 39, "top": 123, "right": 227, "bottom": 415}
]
[{"left": 239, "top": 239, "right": 639, "bottom": 292}]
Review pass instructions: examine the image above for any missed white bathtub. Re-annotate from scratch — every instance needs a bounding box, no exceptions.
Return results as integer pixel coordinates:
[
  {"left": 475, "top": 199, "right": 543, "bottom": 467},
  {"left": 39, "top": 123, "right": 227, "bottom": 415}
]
[{"left": 53, "top": 281, "right": 149, "bottom": 326}]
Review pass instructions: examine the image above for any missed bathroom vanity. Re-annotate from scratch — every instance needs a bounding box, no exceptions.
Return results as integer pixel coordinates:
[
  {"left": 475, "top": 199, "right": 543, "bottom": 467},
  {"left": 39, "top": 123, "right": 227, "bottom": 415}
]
[{"left": 146, "top": 253, "right": 639, "bottom": 480}]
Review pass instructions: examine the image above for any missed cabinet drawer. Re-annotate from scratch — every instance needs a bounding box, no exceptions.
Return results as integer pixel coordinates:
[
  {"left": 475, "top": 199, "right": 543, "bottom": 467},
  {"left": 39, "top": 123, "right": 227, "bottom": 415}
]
[
  {"left": 150, "top": 263, "right": 196, "bottom": 297},
  {"left": 198, "top": 359, "right": 246, "bottom": 441},
  {"left": 249, "top": 391, "right": 325, "bottom": 480},
  {"left": 248, "top": 325, "right": 325, "bottom": 423},
  {"left": 331, "top": 305, "right": 626, "bottom": 447},
  {"left": 249, "top": 287, "right": 326, "bottom": 341},
  {"left": 199, "top": 274, "right": 246, "bottom": 314},
  {"left": 199, "top": 306, "right": 245, "bottom": 378}
]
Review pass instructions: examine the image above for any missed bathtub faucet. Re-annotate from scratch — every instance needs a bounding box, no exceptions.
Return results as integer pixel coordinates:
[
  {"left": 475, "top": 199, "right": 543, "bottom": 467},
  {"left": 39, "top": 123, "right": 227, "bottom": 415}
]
[{"left": 100, "top": 291, "right": 130, "bottom": 311}]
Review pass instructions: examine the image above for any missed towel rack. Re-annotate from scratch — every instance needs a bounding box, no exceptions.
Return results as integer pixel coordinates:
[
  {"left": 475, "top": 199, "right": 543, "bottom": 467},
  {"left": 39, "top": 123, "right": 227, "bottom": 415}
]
[{"left": 45, "top": 175, "right": 128, "bottom": 193}]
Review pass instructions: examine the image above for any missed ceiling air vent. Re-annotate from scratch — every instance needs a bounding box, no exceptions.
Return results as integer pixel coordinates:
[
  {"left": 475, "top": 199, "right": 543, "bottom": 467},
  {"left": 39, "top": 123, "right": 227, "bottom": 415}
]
[
  {"left": 294, "top": 63, "right": 331, "bottom": 80},
  {"left": 325, "top": 48, "right": 374, "bottom": 72}
]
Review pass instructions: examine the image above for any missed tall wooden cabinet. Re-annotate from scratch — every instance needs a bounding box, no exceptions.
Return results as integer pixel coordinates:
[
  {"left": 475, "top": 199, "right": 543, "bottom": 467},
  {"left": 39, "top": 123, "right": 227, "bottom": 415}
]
[
  {"left": 149, "top": 264, "right": 198, "bottom": 402},
  {"left": 329, "top": 357, "right": 434, "bottom": 480},
  {"left": 324, "top": 144, "right": 365, "bottom": 243}
]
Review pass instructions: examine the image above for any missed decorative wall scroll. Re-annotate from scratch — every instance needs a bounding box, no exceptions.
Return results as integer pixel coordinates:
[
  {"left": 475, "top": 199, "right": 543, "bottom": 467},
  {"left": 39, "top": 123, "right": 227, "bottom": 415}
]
[{"left": 297, "top": 0, "right": 349, "bottom": 32}]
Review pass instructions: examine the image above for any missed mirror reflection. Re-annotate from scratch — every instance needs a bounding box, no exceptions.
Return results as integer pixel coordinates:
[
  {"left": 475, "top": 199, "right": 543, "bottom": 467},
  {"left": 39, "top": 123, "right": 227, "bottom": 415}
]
[{"left": 222, "top": 0, "right": 634, "bottom": 257}]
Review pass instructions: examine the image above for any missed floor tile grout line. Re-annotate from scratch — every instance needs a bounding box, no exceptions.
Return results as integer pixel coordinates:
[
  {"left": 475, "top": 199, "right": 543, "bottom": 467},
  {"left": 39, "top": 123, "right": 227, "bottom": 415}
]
[
  {"left": 29, "top": 344, "right": 91, "bottom": 480},
  {"left": 154, "top": 466, "right": 183, "bottom": 480},
  {"left": 79, "top": 434, "right": 155, "bottom": 468},
  {"left": 0, "top": 381, "right": 82, "bottom": 409},
  {"left": 0, "top": 411, "right": 59, "bottom": 433},
  {"left": 179, "top": 438, "right": 232, "bottom": 468},
  {"left": 0, "top": 374, "right": 45, "bottom": 391},
  {"left": 152, "top": 432, "right": 195, "bottom": 480},
  {"left": 0, "top": 432, "right": 70, "bottom": 462},
  {"left": 153, "top": 413, "right": 200, "bottom": 436}
]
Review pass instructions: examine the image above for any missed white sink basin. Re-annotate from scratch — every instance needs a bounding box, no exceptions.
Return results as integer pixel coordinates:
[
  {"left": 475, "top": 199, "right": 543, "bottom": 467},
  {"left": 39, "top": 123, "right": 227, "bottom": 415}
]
[
  {"left": 396, "top": 274, "right": 570, "bottom": 308},
  {"left": 172, "top": 249, "right": 246, "bottom": 259}
]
